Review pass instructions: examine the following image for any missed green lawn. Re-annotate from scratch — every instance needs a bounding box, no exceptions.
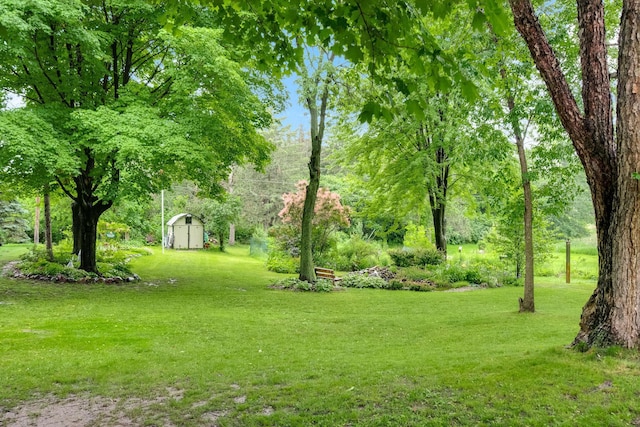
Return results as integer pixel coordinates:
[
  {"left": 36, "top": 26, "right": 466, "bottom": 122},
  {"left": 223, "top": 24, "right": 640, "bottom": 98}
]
[{"left": 1, "top": 244, "right": 638, "bottom": 426}]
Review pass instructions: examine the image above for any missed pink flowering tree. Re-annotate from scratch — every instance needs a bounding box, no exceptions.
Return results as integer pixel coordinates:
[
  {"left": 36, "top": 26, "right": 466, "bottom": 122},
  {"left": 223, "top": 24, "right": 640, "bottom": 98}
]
[{"left": 277, "top": 180, "right": 350, "bottom": 256}]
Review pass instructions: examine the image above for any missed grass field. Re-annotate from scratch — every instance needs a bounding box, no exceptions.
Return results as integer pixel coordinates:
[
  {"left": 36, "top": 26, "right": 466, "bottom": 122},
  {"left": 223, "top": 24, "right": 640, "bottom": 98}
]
[{"left": 1, "top": 243, "right": 638, "bottom": 426}]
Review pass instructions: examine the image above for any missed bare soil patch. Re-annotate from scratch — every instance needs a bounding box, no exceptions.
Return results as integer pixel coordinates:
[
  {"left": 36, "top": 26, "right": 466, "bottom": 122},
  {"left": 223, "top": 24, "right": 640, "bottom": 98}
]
[{"left": 1, "top": 388, "right": 187, "bottom": 427}]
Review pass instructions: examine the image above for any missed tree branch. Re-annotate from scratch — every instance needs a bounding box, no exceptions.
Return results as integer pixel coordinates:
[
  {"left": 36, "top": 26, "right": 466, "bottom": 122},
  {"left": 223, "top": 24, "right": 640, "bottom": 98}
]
[
  {"left": 509, "top": 0, "right": 587, "bottom": 149},
  {"left": 56, "top": 177, "right": 78, "bottom": 202},
  {"left": 33, "top": 32, "right": 70, "bottom": 106}
]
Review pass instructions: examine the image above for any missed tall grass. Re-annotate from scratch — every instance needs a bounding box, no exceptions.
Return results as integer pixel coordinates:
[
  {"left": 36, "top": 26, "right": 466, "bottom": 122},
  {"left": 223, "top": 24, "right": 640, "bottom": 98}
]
[{"left": 2, "top": 244, "right": 639, "bottom": 426}]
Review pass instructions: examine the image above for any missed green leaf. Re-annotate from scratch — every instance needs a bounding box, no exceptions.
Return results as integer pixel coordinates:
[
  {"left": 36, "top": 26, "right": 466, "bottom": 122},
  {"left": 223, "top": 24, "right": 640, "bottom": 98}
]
[{"left": 358, "top": 101, "right": 379, "bottom": 123}]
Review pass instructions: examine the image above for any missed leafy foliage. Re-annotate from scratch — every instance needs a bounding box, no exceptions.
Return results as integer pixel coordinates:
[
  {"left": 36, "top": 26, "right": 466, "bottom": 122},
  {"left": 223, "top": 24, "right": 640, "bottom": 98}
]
[
  {"left": 0, "top": 200, "right": 29, "bottom": 244},
  {"left": 402, "top": 223, "right": 433, "bottom": 249},
  {"left": 324, "top": 234, "right": 391, "bottom": 272},
  {"left": 271, "top": 277, "right": 335, "bottom": 292},
  {"left": 340, "top": 274, "right": 388, "bottom": 289},
  {"left": 388, "top": 248, "right": 445, "bottom": 268},
  {"left": 278, "top": 180, "right": 350, "bottom": 255}
]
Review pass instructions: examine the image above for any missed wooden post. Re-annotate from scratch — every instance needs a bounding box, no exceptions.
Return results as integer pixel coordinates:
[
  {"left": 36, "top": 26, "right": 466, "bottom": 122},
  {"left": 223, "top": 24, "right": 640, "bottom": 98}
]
[{"left": 566, "top": 239, "right": 571, "bottom": 284}]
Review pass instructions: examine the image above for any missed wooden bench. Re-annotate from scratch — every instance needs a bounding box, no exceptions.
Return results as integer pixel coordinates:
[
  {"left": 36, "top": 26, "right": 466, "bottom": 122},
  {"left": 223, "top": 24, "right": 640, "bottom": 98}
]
[{"left": 314, "top": 267, "right": 341, "bottom": 283}]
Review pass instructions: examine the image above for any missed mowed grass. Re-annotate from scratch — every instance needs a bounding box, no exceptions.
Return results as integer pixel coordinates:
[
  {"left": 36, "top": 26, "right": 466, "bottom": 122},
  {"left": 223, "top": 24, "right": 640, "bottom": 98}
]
[{"left": 1, "top": 244, "right": 640, "bottom": 426}]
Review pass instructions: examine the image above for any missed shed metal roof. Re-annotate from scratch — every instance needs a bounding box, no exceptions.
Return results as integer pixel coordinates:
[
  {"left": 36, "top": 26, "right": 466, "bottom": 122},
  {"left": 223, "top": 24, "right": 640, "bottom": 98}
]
[{"left": 167, "top": 213, "right": 203, "bottom": 226}]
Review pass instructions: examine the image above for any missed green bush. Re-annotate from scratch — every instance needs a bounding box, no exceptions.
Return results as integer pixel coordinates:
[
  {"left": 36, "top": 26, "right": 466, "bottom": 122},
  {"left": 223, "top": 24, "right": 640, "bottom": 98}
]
[
  {"left": 326, "top": 235, "right": 390, "bottom": 271},
  {"left": 500, "top": 275, "right": 523, "bottom": 287},
  {"left": 414, "top": 248, "right": 445, "bottom": 266},
  {"left": 386, "top": 279, "right": 405, "bottom": 290},
  {"left": 16, "top": 243, "right": 146, "bottom": 282},
  {"left": 389, "top": 248, "right": 444, "bottom": 267},
  {"left": 266, "top": 250, "right": 299, "bottom": 274},
  {"left": 397, "top": 266, "right": 432, "bottom": 282},
  {"left": 388, "top": 249, "right": 414, "bottom": 267},
  {"left": 403, "top": 223, "right": 432, "bottom": 249},
  {"left": 444, "top": 264, "right": 468, "bottom": 283},
  {"left": 340, "top": 274, "right": 387, "bottom": 289},
  {"left": 408, "top": 282, "right": 434, "bottom": 292},
  {"left": 271, "top": 277, "right": 335, "bottom": 292}
]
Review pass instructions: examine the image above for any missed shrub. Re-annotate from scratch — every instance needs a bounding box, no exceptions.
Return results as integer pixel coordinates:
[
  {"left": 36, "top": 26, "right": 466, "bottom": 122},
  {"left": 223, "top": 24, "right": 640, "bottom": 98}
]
[
  {"left": 17, "top": 242, "right": 145, "bottom": 281},
  {"left": 340, "top": 274, "right": 387, "bottom": 289},
  {"left": 408, "top": 282, "right": 434, "bottom": 292},
  {"left": 397, "top": 266, "right": 432, "bottom": 282},
  {"left": 326, "top": 234, "right": 390, "bottom": 271},
  {"left": 403, "top": 222, "right": 432, "bottom": 249},
  {"left": 388, "top": 249, "right": 414, "bottom": 267},
  {"left": 413, "top": 248, "right": 445, "bottom": 266},
  {"left": 250, "top": 227, "right": 269, "bottom": 257},
  {"left": 500, "top": 275, "right": 523, "bottom": 287},
  {"left": 266, "top": 250, "right": 299, "bottom": 274},
  {"left": 386, "top": 279, "right": 405, "bottom": 290},
  {"left": 271, "top": 277, "right": 335, "bottom": 292},
  {"left": 388, "top": 248, "right": 444, "bottom": 268}
]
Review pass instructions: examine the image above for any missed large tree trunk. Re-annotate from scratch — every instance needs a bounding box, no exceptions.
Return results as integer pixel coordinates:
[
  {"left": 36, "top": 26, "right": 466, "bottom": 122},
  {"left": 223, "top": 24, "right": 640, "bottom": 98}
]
[
  {"left": 75, "top": 199, "right": 111, "bottom": 273},
  {"left": 508, "top": 0, "right": 640, "bottom": 346},
  {"left": 576, "top": 0, "right": 640, "bottom": 348},
  {"left": 64, "top": 152, "right": 114, "bottom": 274}
]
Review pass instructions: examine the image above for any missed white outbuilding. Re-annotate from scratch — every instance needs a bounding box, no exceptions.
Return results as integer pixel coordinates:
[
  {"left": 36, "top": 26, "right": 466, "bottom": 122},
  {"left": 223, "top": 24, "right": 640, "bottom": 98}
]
[{"left": 166, "top": 213, "right": 204, "bottom": 249}]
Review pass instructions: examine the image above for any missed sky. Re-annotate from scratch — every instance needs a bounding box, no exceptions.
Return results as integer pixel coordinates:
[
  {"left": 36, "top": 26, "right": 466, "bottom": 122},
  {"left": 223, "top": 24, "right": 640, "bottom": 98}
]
[{"left": 278, "top": 74, "right": 309, "bottom": 132}]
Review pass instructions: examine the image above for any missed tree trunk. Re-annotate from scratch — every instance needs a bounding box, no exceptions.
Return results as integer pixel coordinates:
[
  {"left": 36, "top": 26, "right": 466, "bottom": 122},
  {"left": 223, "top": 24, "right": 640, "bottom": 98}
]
[
  {"left": 496, "top": 54, "right": 535, "bottom": 312},
  {"left": 298, "top": 55, "right": 333, "bottom": 283},
  {"left": 71, "top": 201, "right": 82, "bottom": 255},
  {"left": 508, "top": 0, "right": 640, "bottom": 346},
  {"left": 427, "top": 147, "right": 449, "bottom": 256},
  {"left": 44, "top": 187, "right": 53, "bottom": 262},
  {"left": 34, "top": 197, "right": 40, "bottom": 245},
  {"left": 229, "top": 223, "right": 236, "bottom": 246},
  {"left": 228, "top": 170, "right": 235, "bottom": 246},
  {"left": 516, "top": 134, "right": 535, "bottom": 312},
  {"left": 66, "top": 152, "right": 114, "bottom": 274},
  {"left": 299, "top": 158, "right": 320, "bottom": 282},
  {"left": 430, "top": 201, "right": 447, "bottom": 254},
  {"left": 575, "top": 0, "right": 640, "bottom": 348},
  {"left": 78, "top": 203, "right": 100, "bottom": 273},
  {"left": 299, "top": 95, "right": 324, "bottom": 282}
]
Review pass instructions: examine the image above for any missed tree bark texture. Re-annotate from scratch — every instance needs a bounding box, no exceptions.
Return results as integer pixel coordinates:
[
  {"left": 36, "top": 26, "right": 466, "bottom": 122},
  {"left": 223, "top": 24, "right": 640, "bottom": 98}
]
[{"left": 509, "top": 0, "right": 640, "bottom": 346}]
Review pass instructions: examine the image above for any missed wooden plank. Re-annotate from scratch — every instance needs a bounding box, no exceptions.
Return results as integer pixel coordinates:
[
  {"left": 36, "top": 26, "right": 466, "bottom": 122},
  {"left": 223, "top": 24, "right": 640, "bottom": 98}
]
[{"left": 315, "top": 267, "right": 336, "bottom": 280}]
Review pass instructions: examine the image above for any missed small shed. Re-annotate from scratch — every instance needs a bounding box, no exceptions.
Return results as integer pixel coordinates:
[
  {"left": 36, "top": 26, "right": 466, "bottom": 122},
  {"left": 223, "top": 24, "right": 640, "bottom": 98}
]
[{"left": 166, "top": 213, "right": 204, "bottom": 249}]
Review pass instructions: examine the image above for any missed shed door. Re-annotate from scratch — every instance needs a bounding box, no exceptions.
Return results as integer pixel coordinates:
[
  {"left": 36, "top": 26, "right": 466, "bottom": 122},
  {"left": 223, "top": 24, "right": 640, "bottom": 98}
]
[
  {"left": 173, "top": 225, "right": 189, "bottom": 249},
  {"left": 188, "top": 225, "right": 204, "bottom": 249}
]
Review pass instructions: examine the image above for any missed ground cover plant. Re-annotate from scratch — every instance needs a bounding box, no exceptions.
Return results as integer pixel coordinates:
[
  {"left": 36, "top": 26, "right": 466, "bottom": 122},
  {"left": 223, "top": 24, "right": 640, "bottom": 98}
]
[
  {"left": 1, "top": 244, "right": 638, "bottom": 426},
  {"left": 5, "top": 241, "right": 150, "bottom": 283}
]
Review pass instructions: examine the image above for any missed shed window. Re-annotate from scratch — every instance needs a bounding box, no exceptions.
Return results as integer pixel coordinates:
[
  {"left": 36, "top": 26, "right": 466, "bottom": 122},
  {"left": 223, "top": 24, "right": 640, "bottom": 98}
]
[{"left": 185, "top": 216, "right": 192, "bottom": 224}]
